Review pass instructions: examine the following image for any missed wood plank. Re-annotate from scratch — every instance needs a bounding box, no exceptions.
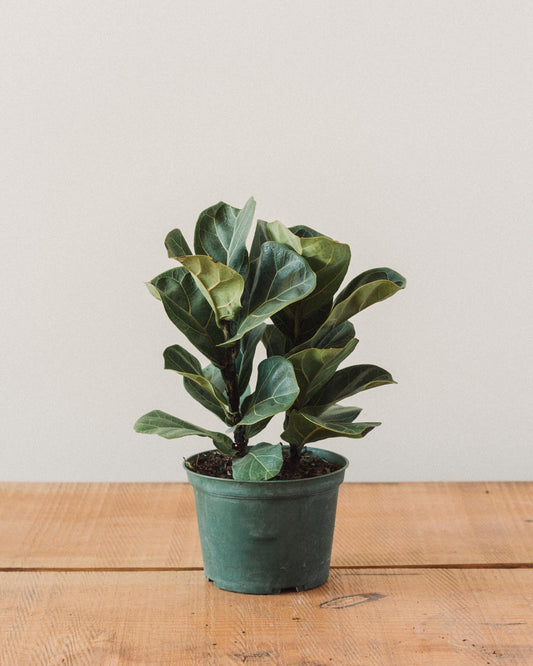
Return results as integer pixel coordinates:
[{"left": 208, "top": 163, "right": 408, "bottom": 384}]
[
  {"left": 1, "top": 568, "right": 532, "bottom": 665},
  {"left": 1, "top": 482, "right": 533, "bottom": 568}
]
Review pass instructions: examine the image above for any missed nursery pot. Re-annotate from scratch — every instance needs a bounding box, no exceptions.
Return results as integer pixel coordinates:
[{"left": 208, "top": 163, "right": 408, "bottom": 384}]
[{"left": 183, "top": 446, "right": 348, "bottom": 595}]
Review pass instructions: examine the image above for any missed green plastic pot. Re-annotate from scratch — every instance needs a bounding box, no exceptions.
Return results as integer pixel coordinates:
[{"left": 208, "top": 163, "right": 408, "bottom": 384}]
[{"left": 183, "top": 446, "right": 348, "bottom": 595}]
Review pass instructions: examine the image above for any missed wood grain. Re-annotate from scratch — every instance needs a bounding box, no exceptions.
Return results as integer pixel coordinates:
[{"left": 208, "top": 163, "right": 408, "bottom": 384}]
[
  {"left": 1, "top": 482, "right": 532, "bottom": 568},
  {"left": 1, "top": 568, "right": 532, "bottom": 665}
]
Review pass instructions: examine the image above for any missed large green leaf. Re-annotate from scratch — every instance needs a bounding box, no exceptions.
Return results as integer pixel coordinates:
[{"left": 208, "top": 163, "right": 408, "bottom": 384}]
[
  {"left": 163, "top": 345, "right": 228, "bottom": 412},
  {"left": 308, "top": 364, "right": 396, "bottom": 407},
  {"left": 287, "top": 338, "right": 358, "bottom": 407},
  {"left": 235, "top": 323, "right": 266, "bottom": 393},
  {"left": 238, "top": 356, "right": 299, "bottom": 426},
  {"left": 314, "top": 321, "right": 356, "bottom": 349},
  {"left": 305, "top": 267, "right": 406, "bottom": 347},
  {"left": 232, "top": 442, "right": 283, "bottom": 481},
  {"left": 150, "top": 267, "right": 226, "bottom": 366},
  {"left": 281, "top": 408, "right": 379, "bottom": 449},
  {"left": 176, "top": 255, "right": 244, "bottom": 324},
  {"left": 134, "top": 410, "right": 234, "bottom": 455},
  {"left": 165, "top": 228, "right": 192, "bottom": 258},
  {"left": 224, "top": 241, "right": 316, "bottom": 344},
  {"left": 193, "top": 198, "right": 255, "bottom": 278},
  {"left": 243, "top": 416, "right": 273, "bottom": 440}
]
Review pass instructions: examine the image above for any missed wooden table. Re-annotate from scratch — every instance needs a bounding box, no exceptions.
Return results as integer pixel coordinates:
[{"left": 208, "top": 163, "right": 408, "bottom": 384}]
[{"left": 1, "top": 482, "right": 532, "bottom": 664}]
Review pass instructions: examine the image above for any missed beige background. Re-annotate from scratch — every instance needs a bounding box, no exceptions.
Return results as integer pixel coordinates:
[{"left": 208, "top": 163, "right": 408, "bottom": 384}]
[{"left": 2, "top": 1, "right": 532, "bottom": 481}]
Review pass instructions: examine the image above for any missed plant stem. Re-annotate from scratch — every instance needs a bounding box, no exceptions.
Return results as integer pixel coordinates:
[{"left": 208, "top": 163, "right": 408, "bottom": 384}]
[{"left": 220, "top": 321, "right": 248, "bottom": 457}]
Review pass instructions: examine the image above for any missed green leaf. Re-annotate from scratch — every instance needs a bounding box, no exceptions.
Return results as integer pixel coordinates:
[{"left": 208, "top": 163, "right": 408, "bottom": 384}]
[
  {"left": 227, "top": 197, "right": 256, "bottom": 277},
  {"left": 309, "top": 364, "right": 396, "bottom": 407},
  {"left": 267, "top": 220, "right": 351, "bottom": 315},
  {"left": 165, "top": 228, "right": 192, "bottom": 258},
  {"left": 134, "top": 410, "right": 234, "bottom": 455},
  {"left": 243, "top": 417, "right": 273, "bottom": 440},
  {"left": 224, "top": 241, "right": 316, "bottom": 344},
  {"left": 176, "top": 255, "right": 244, "bottom": 325},
  {"left": 262, "top": 324, "right": 287, "bottom": 357},
  {"left": 314, "top": 321, "right": 356, "bottom": 349},
  {"left": 238, "top": 356, "right": 299, "bottom": 426},
  {"left": 183, "top": 376, "right": 228, "bottom": 422},
  {"left": 150, "top": 267, "right": 226, "bottom": 366},
  {"left": 232, "top": 442, "right": 283, "bottom": 481},
  {"left": 287, "top": 339, "right": 358, "bottom": 407},
  {"left": 235, "top": 323, "right": 266, "bottom": 393},
  {"left": 163, "top": 345, "right": 228, "bottom": 411},
  {"left": 289, "top": 224, "right": 322, "bottom": 238},
  {"left": 308, "top": 404, "right": 363, "bottom": 422},
  {"left": 281, "top": 408, "right": 379, "bottom": 449},
  {"left": 193, "top": 198, "right": 255, "bottom": 278},
  {"left": 306, "top": 267, "right": 406, "bottom": 347}
]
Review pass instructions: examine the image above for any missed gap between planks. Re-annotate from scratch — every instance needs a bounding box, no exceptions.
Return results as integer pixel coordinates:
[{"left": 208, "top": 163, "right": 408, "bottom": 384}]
[{"left": 2, "top": 562, "right": 533, "bottom": 572}]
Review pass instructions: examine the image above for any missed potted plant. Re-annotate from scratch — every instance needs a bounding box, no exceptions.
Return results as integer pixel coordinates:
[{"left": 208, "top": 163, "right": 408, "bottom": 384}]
[{"left": 135, "top": 197, "right": 406, "bottom": 594}]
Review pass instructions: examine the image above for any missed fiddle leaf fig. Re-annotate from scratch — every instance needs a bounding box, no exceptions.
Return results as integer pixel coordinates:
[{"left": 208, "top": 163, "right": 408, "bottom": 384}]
[
  {"left": 238, "top": 356, "right": 299, "bottom": 426},
  {"left": 134, "top": 410, "right": 234, "bottom": 455},
  {"left": 176, "top": 255, "right": 244, "bottom": 324},
  {"left": 136, "top": 197, "right": 406, "bottom": 481},
  {"left": 232, "top": 442, "right": 283, "bottom": 481},
  {"left": 224, "top": 241, "right": 316, "bottom": 344}
]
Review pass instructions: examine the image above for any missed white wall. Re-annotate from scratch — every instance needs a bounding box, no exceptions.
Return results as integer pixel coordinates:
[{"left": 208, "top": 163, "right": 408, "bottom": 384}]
[{"left": 2, "top": 1, "right": 532, "bottom": 481}]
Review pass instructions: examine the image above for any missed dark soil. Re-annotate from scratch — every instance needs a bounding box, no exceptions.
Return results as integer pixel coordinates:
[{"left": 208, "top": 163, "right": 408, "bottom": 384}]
[{"left": 186, "top": 449, "right": 342, "bottom": 480}]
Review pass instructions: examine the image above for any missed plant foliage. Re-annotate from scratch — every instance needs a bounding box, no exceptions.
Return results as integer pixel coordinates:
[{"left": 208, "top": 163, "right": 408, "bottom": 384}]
[{"left": 135, "top": 197, "right": 406, "bottom": 480}]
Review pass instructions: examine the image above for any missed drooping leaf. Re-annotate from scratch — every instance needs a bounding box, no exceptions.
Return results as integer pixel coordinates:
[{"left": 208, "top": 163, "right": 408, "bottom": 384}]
[
  {"left": 134, "top": 410, "right": 234, "bottom": 455},
  {"left": 281, "top": 408, "right": 379, "bottom": 449},
  {"left": 176, "top": 255, "right": 244, "bottom": 324},
  {"left": 262, "top": 324, "right": 287, "bottom": 357},
  {"left": 150, "top": 267, "right": 226, "bottom": 366},
  {"left": 232, "top": 442, "right": 283, "bottom": 481},
  {"left": 235, "top": 323, "right": 266, "bottom": 393},
  {"left": 287, "top": 338, "right": 358, "bottom": 407},
  {"left": 238, "top": 356, "right": 299, "bottom": 426},
  {"left": 163, "top": 345, "right": 228, "bottom": 411},
  {"left": 305, "top": 267, "right": 406, "bottom": 347},
  {"left": 308, "top": 364, "right": 396, "bottom": 407},
  {"left": 224, "top": 242, "right": 316, "bottom": 344},
  {"left": 193, "top": 198, "right": 254, "bottom": 278},
  {"left": 307, "top": 404, "right": 363, "bottom": 423},
  {"left": 165, "top": 228, "right": 192, "bottom": 258}
]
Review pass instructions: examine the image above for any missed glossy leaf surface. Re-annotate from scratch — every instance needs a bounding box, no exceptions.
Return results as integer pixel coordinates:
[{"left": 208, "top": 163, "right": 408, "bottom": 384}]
[
  {"left": 235, "top": 323, "right": 266, "bottom": 393},
  {"left": 238, "top": 356, "right": 299, "bottom": 426},
  {"left": 232, "top": 442, "right": 283, "bottom": 481}
]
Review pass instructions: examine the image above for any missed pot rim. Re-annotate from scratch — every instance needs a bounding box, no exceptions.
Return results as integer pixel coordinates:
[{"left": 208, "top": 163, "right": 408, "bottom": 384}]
[{"left": 183, "top": 445, "right": 349, "bottom": 485}]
